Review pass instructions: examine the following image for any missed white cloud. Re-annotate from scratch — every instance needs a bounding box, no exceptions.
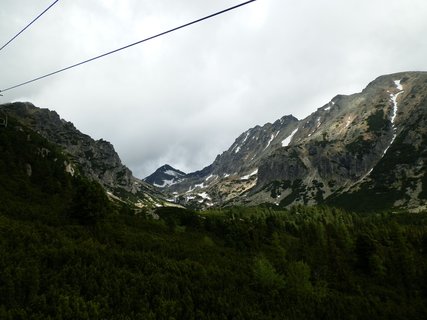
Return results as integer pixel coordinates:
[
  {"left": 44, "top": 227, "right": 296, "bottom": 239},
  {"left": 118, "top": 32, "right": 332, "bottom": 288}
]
[{"left": 1, "top": 0, "right": 427, "bottom": 178}]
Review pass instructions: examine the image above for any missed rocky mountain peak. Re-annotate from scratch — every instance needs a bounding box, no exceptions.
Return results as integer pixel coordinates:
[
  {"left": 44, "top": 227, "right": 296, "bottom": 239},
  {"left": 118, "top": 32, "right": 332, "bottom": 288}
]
[
  {"left": 146, "top": 71, "right": 427, "bottom": 211},
  {"left": 144, "top": 164, "right": 186, "bottom": 188},
  {"left": 146, "top": 112, "right": 301, "bottom": 207}
]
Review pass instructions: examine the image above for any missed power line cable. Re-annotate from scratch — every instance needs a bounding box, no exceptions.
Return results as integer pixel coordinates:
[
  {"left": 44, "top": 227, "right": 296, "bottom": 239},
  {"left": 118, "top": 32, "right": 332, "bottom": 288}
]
[
  {"left": 0, "top": 0, "right": 61, "bottom": 53},
  {"left": 0, "top": 0, "right": 256, "bottom": 94}
]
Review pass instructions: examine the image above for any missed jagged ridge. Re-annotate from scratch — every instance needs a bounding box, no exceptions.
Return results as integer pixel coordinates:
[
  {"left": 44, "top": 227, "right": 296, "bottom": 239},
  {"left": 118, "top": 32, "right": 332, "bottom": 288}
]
[{"left": 147, "top": 71, "right": 427, "bottom": 211}]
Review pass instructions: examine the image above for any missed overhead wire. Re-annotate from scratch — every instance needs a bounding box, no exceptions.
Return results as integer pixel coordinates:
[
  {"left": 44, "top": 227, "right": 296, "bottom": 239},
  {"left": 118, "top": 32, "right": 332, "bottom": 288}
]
[
  {"left": 0, "top": 0, "right": 61, "bottom": 53},
  {"left": 0, "top": 0, "right": 257, "bottom": 94}
]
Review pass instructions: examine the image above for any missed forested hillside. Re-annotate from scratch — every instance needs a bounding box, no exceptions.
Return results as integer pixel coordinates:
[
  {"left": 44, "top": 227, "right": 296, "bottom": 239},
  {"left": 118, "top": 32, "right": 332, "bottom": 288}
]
[
  {"left": 1, "top": 202, "right": 427, "bottom": 319},
  {"left": 0, "top": 115, "right": 112, "bottom": 226},
  {"left": 1, "top": 113, "right": 427, "bottom": 319}
]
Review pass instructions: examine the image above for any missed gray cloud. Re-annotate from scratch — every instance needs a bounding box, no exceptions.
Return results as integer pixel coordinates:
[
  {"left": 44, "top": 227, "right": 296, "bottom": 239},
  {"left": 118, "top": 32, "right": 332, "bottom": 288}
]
[{"left": 1, "top": 0, "right": 427, "bottom": 177}]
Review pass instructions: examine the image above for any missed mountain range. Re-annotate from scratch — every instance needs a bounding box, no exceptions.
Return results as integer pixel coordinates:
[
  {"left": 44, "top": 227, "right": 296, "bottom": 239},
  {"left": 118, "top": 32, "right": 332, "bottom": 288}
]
[
  {"left": 1, "top": 71, "right": 426, "bottom": 212},
  {"left": 147, "top": 71, "right": 427, "bottom": 212}
]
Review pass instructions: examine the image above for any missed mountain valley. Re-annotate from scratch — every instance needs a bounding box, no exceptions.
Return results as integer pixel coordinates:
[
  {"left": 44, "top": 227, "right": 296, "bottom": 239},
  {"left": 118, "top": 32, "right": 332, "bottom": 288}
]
[{"left": 1, "top": 72, "right": 427, "bottom": 319}]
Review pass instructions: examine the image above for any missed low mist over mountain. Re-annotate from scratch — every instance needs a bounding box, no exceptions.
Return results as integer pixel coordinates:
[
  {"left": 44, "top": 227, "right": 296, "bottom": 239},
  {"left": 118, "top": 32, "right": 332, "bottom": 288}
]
[{"left": 147, "top": 72, "right": 427, "bottom": 212}]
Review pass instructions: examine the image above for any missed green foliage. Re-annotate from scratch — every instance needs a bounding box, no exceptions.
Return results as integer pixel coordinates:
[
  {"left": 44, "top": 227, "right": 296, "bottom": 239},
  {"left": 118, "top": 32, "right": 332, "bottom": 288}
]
[
  {"left": 0, "top": 116, "right": 110, "bottom": 224},
  {"left": 0, "top": 117, "right": 74, "bottom": 223},
  {"left": 327, "top": 181, "right": 402, "bottom": 212},
  {"left": 367, "top": 109, "right": 387, "bottom": 133},
  {"left": 253, "top": 255, "right": 284, "bottom": 289},
  {"left": 279, "top": 179, "right": 308, "bottom": 206},
  {"left": 68, "top": 177, "right": 111, "bottom": 224},
  {"left": 263, "top": 180, "right": 292, "bottom": 199},
  {"left": 372, "top": 132, "right": 418, "bottom": 179},
  {"left": 1, "top": 202, "right": 427, "bottom": 319},
  {"left": 286, "top": 261, "right": 313, "bottom": 293},
  {"left": 331, "top": 128, "right": 426, "bottom": 212}
]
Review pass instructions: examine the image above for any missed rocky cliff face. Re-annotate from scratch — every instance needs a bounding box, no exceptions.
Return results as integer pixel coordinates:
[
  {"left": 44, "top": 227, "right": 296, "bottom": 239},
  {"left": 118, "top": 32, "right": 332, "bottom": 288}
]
[
  {"left": 149, "top": 72, "right": 427, "bottom": 211},
  {"left": 152, "top": 114, "right": 300, "bottom": 208},
  {"left": 253, "top": 72, "right": 427, "bottom": 211},
  {"left": 0, "top": 102, "right": 166, "bottom": 207}
]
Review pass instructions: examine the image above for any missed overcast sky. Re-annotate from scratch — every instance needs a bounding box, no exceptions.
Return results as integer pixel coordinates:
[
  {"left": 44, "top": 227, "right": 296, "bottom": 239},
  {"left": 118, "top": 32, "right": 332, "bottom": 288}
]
[{"left": 1, "top": 0, "right": 427, "bottom": 178}]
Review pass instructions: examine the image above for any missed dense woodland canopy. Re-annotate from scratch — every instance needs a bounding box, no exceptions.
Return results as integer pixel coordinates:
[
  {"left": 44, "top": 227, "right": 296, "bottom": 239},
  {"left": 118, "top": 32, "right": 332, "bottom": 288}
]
[{"left": 1, "top": 115, "right": 427, "bottom": 319}]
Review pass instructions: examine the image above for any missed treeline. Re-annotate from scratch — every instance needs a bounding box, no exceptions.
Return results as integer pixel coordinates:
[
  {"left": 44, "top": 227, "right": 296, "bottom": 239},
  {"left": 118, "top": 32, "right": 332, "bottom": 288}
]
[{"left": 0, "top": 204, "right": 426, "bottom": 319}]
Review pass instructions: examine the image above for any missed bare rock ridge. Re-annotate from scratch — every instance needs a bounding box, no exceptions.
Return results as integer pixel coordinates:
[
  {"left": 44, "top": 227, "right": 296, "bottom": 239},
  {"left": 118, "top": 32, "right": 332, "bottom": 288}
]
[
  {"left": 0, "top": 102, "right": 167, "bottom": 207},
  {"left": 148, "top": 71, "right": 427, "bottom": 211}
]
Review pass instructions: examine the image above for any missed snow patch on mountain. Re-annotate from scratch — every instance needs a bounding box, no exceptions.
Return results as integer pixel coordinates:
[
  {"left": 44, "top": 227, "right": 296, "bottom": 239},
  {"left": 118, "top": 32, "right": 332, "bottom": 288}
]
[
  {"left": 264, "top": 132, "right": 278, "bottom": 150},
  {"left": 194, "top": 182, "right": 206, "bottom": 189},
  {"left": 233, "top": 131, "right": 251, "bottom": 153},
  {"left": 198, "top": 192, "right": 211, "bottom": 200},
  {"left": 154, "top": 179, "right": 178, "bottom": 188},
  {"left": 240, "top": 169, "right": 258, "bottom": 180},
  {"left": 383, "top": 79, "right": 404, "bottom": 156},
  {"left": 205, "top": 174, "right": 217, "bottom": 181},
  {"left": 282, "top": 128, "right": 298, "bottom": 147},
  {"left": 390, "top": 80, "right": 403, "bottom": 125},
  {"left": 242, "top": 130, "right": 251, "bottom": 144}
]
